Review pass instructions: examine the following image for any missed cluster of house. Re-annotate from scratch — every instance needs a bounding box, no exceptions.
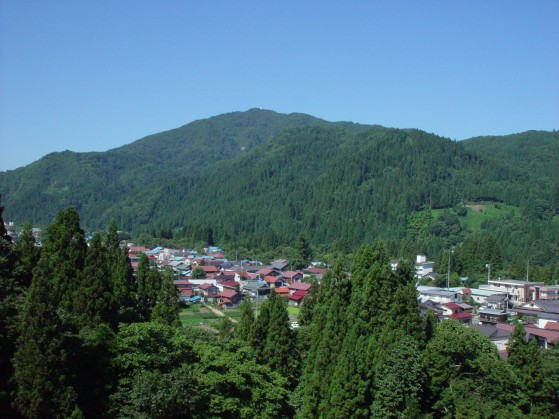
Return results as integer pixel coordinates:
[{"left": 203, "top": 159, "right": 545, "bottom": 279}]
[
  {"left": 417, "top": 279, "right": 559, "bottom": 355},
  {"left": 127, "top": 244, "right": 326, "bottom": 308}
]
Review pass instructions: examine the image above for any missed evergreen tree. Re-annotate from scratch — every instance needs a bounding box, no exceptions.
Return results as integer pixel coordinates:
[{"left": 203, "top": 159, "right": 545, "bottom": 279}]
[
  {"left": 298, "top": 275, "right": 318, "bottom": 326},
  {"left": 12, "top": 207, "right": 87, "bottom": 417},
  {"left": 371, "top": 336, "right": 425, "bottom": 418},
  {"left": 508, "top": 323, "right": 548, "bottom": 415},
  {"left": 0, "top": 197, "right": 21, "bottom": 415},
  {"left": 152, "top": 270, "right": 181, "bottom": 327},
  {"left": 136, "top": 253, "right": 161, "bottom": 321},
  {"left": 73, "top": 233, "right": 113, "bottom": 329},
  {"left": 235, "top": 295, "right": 255, "bottom": 341},
  {"left": 250, "top": 299, "right": 270, "bottom": 355},
  {"left": 299, "top": 262, "right": 351, "bottom": 417},
  {"left": 12, "top": 221, "right": 40, "bottom": 289},
  {"left": 263, "top": 289, "right": 295, "bottom": 384}
]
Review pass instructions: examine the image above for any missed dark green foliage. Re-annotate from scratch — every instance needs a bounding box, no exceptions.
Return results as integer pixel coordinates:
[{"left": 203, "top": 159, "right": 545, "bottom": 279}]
[
  {"left": 263, "top": 290, "right": 295, "bottom": 384},
  {"left": 507, "top": 323, "right": 553, "bottom": 415},
  {"left": 1, "top": 112, "right": 557, "bottom": 274},
  {"left": 298, "top": 275, "right": 318, "bottom": 326},
  {"left": 371, "top": 337, "right": 425, "bottom": 418},
  {"left": 425, "top": 320, "right": 524, "bottom": 417},
  {"left": 235, "top": 295, "right": 255, "bottom": 341},
  {"left": 0, "top": 197, "right": 21, "bottom": 415},
  {"left": 191, "top": 266, "right": 206, "bottom": 279},
  {"left": 151, "top": 269, "right": 181, "bottom": 326},
  {"left": 112, "top": 322, "right": 291, "bottom": 418}
]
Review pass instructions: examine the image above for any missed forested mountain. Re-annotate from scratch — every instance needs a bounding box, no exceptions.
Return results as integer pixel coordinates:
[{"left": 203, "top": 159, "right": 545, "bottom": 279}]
[
  {"left": 0, "top": 109, "right": 369, "bottom": 225},
  {"left": 1, "top": 110, "right": 558, "bottom": 278}
]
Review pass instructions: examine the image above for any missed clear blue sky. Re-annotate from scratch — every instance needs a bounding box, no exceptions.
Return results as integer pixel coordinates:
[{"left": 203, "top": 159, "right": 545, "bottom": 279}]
[{"left": 1, "top": 1, "right": 557, "bottom": 171}]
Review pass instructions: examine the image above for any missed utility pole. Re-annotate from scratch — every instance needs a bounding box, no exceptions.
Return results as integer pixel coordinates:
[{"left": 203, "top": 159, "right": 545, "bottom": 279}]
[{"left": 485, "top": 263, "right": 491, "bottom": 285}]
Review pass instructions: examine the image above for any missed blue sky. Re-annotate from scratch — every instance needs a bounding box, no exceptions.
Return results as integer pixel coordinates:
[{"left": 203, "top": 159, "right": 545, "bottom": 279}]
[{"left": 1, "top": 1, "right": 557, "bottom": 171}]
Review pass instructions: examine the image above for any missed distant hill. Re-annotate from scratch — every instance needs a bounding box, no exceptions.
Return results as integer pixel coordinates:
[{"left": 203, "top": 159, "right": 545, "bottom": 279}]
[{"left": 1, "top": 110, "right": 558, "bottom": 267}]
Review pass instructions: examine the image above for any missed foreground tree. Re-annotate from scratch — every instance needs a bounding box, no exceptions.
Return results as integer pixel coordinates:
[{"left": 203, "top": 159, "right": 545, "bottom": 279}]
[{"left": 12, "top": 207, "right": 87, "bottom": 417}]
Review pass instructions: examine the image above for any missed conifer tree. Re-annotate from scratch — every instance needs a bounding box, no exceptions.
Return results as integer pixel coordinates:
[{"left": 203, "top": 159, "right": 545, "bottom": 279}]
[
  {"left": 12, "top": 207, "right": 87, "bottom": 417},
  {"left": 106, "top": 221, "right": 137, "bottom": 324},
  {"left": 250, "top": 298, "right": 270, "bottom": 355},
  {"left": 152, "top": 270, "right": 181, "bottom": 326},
  {"left": 298, "top": 275, "right": 318, "bottom": 326},
  {"left": 263, "top": 289, "right": 295, "bottom": 384},
  {"left": 299, "top": 262, "right": 351, "bottom": 417},
  {"left": 73, "top": 233, "right": 113, "bottom": 329},
  {"left": 0, "top": 197, "right": 20, "bottom": 415},
  {"left": 235, "top": 295, "right": 255, "bottom": 341},
  {"left": 507, "top": 323, "right": 547, "bottom": 415}
]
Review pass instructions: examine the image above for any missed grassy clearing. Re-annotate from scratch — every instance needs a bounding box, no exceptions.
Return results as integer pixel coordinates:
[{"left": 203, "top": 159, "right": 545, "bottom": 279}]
[
  {"left": 180, "top": 304, "right": 220, "bottom": 326},
  {"left": 287, "top": 305, "right": 300, "bottom": 319},
  {"left": 432, "top": 202, "right": 520, "bottom": 232}
]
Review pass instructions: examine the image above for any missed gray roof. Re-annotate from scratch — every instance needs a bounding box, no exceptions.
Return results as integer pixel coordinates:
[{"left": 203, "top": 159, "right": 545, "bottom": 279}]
[{"left": 473, "top": 324, "right": 511, "bottom": 340}]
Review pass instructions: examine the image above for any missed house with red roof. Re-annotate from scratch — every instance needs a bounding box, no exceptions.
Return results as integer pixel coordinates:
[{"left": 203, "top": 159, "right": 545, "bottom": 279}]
[
  {"left": 282, "top": 271, "right": 304, "bottom": 283},
  {"left": 219, "top": 289, "right": 242, "bottom": 307},
  {"left": 289, "top": 290, "right": 308, "bottom": 307},
  {"left": 274, "top": 287, "right": 290, "bottom": 299},
  {"left": 288, "top": 282, "right": 312, "bottom": 295},
  {"left": 441, "top": 302, "right": 472, "bottom": 323},
  {"left": 264, "top": 275, "right": 283, "bottom": 288}
]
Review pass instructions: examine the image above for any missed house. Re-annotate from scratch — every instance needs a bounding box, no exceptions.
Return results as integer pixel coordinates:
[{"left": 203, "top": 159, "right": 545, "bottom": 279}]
[
  {"left": 242, "top": 280, "right": 270, "bottom": 298},
  {"left": 219, "top": 281, "right": 240, "bottom": 292},
  {"left": 525, "top": 324, "right": 559, "bottom": 349},
  {"left": 417, "top": 286, "right": 463, "bottom": 304},
  {"left": 480, "top": 279, "right": 545, "bottom": 306},
  {"left": 178, "top": 288, "right": 193, "bottom": 303},
  {"left": 478, "top": 308, "right": 509, "bottom": 325},
  {"left": 198, "top": 283, "right": 220, "bottom": 299},
  {"left": 271, "top": 259, "right": 289, "bottom": 271},
  {"left": 274, "top": 287, "right": 290, "bottom": 299},
  {"left": 282, "top": 270, "right": 304, "bottom": 283},
  {"left": 473, "top": 323, "right": 512, "bottom": 353},
  {"left": 529, "top": 284, "right": 559, "bottom": 301},
  {"left": 257, "top": 267, "right": 280, "bottom": 277},
  {"left": 289, "top": 290, "right": 307, "bottom": 307},
  {"left": 441, "top": 302, "right": 472, "bottom": 323},
  {"left": 288, "top": 282, "right": 312, "bottom": 295},
  {"left": 305, "top": 267, "right": 326, "bottom": 280},
  {"left": 510, "top": 299, "right": 559, "bottom": 329},
  {"left": 173, "top": 280, "right": 194, "bottom": 290},
  {"left": 415, "top": 255, "right": 434, "bottom": 278},
  {"left": 219, "top": 289, "right": 242, "bottom": 307},
  {"left": 263, "top": 275, "right": 283, "bottom": 288}
]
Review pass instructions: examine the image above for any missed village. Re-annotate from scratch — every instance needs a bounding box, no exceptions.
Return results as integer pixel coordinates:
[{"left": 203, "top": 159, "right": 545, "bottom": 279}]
[{"left": 126, "top": 242, "right": 559, "bottom": 354}]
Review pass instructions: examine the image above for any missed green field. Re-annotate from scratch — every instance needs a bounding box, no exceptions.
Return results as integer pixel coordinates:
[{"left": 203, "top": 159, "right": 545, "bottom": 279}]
[
  {"left": 179, "top": 304, "right": 221, "bottom": 326},
  {"left": 432, "top": 202, "right": 520, "bottom": 232}
]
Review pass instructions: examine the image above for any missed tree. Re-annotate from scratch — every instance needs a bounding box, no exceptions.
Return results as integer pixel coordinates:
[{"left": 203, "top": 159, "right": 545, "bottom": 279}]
[
  {"left": 371, "top": 337, "right": 425, "bottom": 418},
  {"left": 0, "top": 196, "right": 21, "bottom": 415},
  {"left": 235, "top": 295, "right": 255, "bottom": 342},
  {"left": 508, "top": 322, "right": 548, "bottom": 415},
  {"left": 152, "top": 270, "right": 181, "bottom": 327},
  {"left": 263, "top": 290, "right": 295, "bottom": 384},
  {"left": 298, "top": 275, "right": 318, "bottom": 326},
  {"left": 425, "top": 320, "right": 524, "bottom": 417},
  {"left": 12, "top": 207, "right": 88, "bottom": 417},
  {"left": 191, "top": 266, "right": 206, "bottom": 279}
]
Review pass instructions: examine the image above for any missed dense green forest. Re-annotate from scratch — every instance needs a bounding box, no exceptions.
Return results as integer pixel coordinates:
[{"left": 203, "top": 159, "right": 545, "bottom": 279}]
[
  {"left": 1, "top": 206, "right": 558, "bottom": 417},
  {"left": 1, "top": 110, "right": 558, "bottom": 281}
]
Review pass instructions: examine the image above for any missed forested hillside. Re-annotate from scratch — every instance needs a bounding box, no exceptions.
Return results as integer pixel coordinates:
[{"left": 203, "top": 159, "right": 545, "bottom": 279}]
[
  {"left": 1, "top": 206, "right": 557, "bottom": 417},
  {"left": 0, "top": 109, "right": 365, "bottom": 225},
  {"left": 1, "top": 110, "right": 558, "bottom": 280}
]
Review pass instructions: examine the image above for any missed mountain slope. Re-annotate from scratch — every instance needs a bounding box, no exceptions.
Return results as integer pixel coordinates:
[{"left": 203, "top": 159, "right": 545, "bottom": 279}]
[{"left": 0, "top": 109, "right": 370, "bottom": 225}]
